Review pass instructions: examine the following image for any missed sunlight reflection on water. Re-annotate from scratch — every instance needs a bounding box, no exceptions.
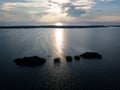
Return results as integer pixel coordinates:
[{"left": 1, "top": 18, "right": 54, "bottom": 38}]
[{"left": 54, "top": 28, "right": 64, "bottom": 58}]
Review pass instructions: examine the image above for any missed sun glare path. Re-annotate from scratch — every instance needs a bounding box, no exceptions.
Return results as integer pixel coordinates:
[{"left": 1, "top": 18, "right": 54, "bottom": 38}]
[
  {"left": 55, "top": 28, "right": 64, "bottom": 57},
  {"left": 54, "top": 23, "right": 64, "bottom": 58}
]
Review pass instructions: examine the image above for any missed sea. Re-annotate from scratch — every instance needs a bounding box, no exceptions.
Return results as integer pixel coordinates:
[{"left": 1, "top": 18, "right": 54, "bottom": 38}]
[{"left": 0, "top": 22, "right": 120, "bottom": 89}]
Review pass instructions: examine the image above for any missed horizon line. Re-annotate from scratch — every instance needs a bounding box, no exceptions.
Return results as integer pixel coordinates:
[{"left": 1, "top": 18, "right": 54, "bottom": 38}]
[{"left": 0, "top": 25, "right": 120, "bottom": 29}]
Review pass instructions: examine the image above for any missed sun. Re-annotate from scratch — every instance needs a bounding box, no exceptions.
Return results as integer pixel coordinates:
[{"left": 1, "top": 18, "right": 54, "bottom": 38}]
[{"left": 55, "top": 23, "right": 63, "bottom": 26}]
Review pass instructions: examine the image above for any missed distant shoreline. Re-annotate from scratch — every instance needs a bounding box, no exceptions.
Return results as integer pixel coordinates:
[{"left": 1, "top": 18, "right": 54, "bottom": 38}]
[{"left": 0, "top": 25, "right": 120, "bottom": 29}]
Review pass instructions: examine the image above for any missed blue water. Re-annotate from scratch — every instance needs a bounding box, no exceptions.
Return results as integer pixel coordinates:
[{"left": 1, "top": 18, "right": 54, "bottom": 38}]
[{"left": 0, "top": 27, "right": 120, "bottom": 89}]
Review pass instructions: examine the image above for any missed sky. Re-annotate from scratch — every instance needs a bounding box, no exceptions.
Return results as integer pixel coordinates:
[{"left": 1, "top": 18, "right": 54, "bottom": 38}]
[{"left": 0, "top": 0, "right": 120, "bottom": 23}]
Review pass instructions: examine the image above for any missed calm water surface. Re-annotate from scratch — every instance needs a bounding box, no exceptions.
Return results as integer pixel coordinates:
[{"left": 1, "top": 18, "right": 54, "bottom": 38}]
[{"left": 0, "top": 27, "right": 120, "bottom": 89}]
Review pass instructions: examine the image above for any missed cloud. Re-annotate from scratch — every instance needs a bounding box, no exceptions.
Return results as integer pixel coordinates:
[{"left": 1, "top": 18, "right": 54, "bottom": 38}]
[
  {"left": 98, "top": 0, "right": 113, "bottom": 1},
  {"left": 62, "top": 3, "right": 86, "bottom": 17},
  {"left": 1, "top": 0, "right": 95, "bottom": 16},
  {"left": 1, "top": 2, "right": 48, "bottom": 11},
  {"left": 61, "top": 1, "right": 95, "bottom": 17},
  {"left": 0, "top": 0, "right": 117, "bottom": 22}
]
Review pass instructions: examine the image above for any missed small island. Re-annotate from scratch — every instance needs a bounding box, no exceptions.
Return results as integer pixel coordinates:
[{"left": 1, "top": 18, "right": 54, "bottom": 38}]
[
  {"left": 74, "top": 56, "right": 80, "bottom": 60},
  {"left": 54, "top": 58, "right": 60, "bottom": 63},
  {"left": 80, "top": 52, "right": 102, "bottom": 59},
  {"left": 14, "top": 56, "right": 46, "bottom": 66},
  {"left": 66, "top": 56, "right": 72, "bottom": 62}
]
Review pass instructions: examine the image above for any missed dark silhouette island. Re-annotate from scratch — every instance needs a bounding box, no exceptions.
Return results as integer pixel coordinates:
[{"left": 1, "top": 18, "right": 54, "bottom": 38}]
[
  {"left": 80, "top": 52, "right": 102, "bottom": 59},
  {"left": 54, "top": 58, "right": 61, "bottom": 63},
  {"left": 66, "top": 56, "right": 72, "bottom": 62},
  {"left": 14, "top": 52, "right": 102, "bottom": 67},
  {"left": 74, "top": 56, "right": 80, "bottom": 60},
  {"left": 14, "top": 56, "right": 46, "bottom": 66}
]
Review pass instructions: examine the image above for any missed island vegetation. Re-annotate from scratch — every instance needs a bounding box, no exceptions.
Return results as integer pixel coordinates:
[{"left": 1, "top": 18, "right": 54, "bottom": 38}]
[
  {"left": 14, "top": 56, "right": 46, "bottom": 66},
  {"left": 80, "top": 52, "right": 102, "bottom": 59},
  {"left": 0, "top": 25, "right": 120, "bottom": 29},
  {"left": 14, "top": 52, "right": 102, "bottom": 66},
  {"left": 54, "top": 58, "right": 60, "bottom": 63},
  {"left": 66, "top": 56, "right": 73, "bottom": 62},
  {"left": 74, "top": 56, "right": 81, "bottom": 60}
]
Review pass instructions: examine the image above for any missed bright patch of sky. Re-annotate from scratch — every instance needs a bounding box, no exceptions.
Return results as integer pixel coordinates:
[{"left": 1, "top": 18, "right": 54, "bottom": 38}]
[{"left": 0, "top": 0, "right": 120, "bottom": 22}]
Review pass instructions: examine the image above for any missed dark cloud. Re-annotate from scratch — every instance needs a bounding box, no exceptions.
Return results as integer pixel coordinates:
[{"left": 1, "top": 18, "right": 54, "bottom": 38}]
[
  {"left": 66, "top": 6, "right": 86, "bottom": 17},
  {"left": 62, "top": 3, "right": 87, "bottom": 17}
]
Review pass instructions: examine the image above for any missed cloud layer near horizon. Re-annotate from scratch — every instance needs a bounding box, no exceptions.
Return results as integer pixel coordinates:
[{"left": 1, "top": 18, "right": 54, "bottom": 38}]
[{"left": 0, "top": 0, "right": 119, "bottom": 22}]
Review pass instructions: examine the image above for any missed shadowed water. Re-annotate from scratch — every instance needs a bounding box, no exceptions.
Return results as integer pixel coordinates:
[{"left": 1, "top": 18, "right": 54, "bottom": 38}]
[{"left": 0, "top": 27, "right": 120, "bottom": 89}]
